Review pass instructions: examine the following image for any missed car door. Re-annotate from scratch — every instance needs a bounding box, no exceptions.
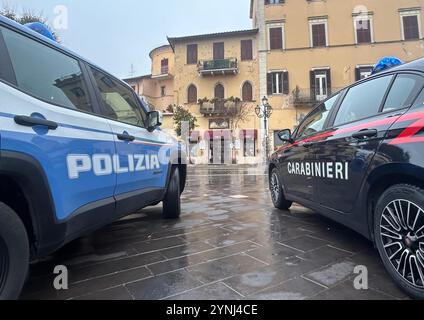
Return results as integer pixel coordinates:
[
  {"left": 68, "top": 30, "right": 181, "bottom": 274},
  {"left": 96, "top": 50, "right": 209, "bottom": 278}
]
[
  {"left": 314, "top": 73, "right": 424, "bottom": 213},
  {"left": 88, "top": 66, "right": 170, "bottom": 201},
  {"left": 0, "top": 25, "right": 117, "bottom": 221},
  {"left": 279, "top": 93, "right": 340, "bottom": 202}
]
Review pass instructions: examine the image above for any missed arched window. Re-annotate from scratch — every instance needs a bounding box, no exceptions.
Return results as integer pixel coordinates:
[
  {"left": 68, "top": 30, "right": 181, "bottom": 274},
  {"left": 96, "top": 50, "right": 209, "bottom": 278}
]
[
  {"left": 214, "top": 83, "right": 225, "bottom": 100},
  {"left": 242, "top": 82, "right": 253, "bottom": 101},
  {"left": 187, "top": 84, "right": 197, "bottom": 104}
]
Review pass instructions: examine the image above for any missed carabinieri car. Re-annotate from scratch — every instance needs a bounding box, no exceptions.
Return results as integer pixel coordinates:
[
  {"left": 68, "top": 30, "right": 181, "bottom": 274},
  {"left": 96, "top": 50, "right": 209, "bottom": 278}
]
[
  {"left": 0, "top": 16, "right": 186, "bottom": 299},
  {"left": 269, "top": 57, "right": 424, "bottom": 299}
]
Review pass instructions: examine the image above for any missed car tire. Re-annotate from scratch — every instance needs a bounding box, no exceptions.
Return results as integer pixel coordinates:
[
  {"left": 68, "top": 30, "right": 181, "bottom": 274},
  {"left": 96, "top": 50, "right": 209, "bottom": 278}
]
[
  {"left": 0, "top": 202, "right": 29, "bottom": 300},
  {"left": 374, "top": 184, "right": 424, "bottom": 300},
  {"left": 162, "top": 167, "right": 181, "bottom": 219},
  {"left": 269, "top": 168, "right": 292, "bottom": 210}
]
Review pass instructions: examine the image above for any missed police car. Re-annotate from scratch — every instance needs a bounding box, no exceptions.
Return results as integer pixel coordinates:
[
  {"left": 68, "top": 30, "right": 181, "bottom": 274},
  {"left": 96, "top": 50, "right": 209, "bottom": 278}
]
[
  {"left": 270, "top": 57, "right": 424, "bottom": 299},
  {"left": 0, "top": 16, "right": 186, "bottom": 299}
]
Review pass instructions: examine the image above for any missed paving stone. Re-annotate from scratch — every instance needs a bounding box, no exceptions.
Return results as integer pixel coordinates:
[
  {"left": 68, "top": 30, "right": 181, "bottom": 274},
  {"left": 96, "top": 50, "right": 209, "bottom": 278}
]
[
  {"left": 247, "top": 277, "right": 325, "bottom": 300},
  {"left": 168, "top": 282, "right": 243, "bottom": 300},
  {"left": 125, "top": 270, "right": 202, "bottom": 300},
  {"left": 186, "top": 254, "right": 268, "bottom": 284},
  {"left": 309, "top": 279, "right": 397, "bottom": 300},
  {"left": 22, "top": 166, "right": 399, "bottom": 300}
]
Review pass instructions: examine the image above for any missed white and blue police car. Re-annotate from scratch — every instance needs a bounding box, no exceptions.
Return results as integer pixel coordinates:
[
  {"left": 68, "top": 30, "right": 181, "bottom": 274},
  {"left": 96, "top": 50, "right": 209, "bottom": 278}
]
[{"left": 0, "top": 16, "right": 187, "bottom": 299}]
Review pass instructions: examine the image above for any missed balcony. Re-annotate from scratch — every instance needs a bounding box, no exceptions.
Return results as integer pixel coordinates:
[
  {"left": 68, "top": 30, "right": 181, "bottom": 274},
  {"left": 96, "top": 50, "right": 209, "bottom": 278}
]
[
  {"left": 198, "top": 58, "right": 238, "bottom": 76},
  {"left": 199, "top": 99, "right": 241, "bottom": 116},
  {"left": 151, "top": 66, "right": 173, "bottom": 80},
  {"left": 291, "top": 87, "right": 342, "bottom": 107}
]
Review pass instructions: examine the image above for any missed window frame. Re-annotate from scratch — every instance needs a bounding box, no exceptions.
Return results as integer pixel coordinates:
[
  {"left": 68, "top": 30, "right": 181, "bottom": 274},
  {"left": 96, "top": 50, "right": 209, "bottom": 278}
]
[
  {"left": 267, "top": 22, "right": 285, "bottom": 50},
  {"left": 187, "top": 84, "right": 197, "bottom": 104},
  {"left": 309, "top": 18, "right": 328, "bottom": 47},
  {"left": 381, "top": 72, "right": 424, "bottom": 113},
  {"left": 241, "top": 81, "right": 253, "bottom": 101},
  {"left": 328, "top": 74, "right": 395, "bottom": 128},
  {"left": 187, "top": 43, "right": 198, "bottom": 65},
  {"left": 353, "top": 15, "right": 374, "bottom": 44},
  {"left": 400, "top": 10, "right": 422, "bottom": 41},
  {"left": 294, "top": 92, "right": 342, "bottom": 141},
  {"left": 0, "top": 22, "right": 103, "bottom": 117},
  {"left": 86, "top": 64, "right": 148, "bottom": 128},
  {"left": 241, "top": 39, "right": 253, "bottom": 61}
]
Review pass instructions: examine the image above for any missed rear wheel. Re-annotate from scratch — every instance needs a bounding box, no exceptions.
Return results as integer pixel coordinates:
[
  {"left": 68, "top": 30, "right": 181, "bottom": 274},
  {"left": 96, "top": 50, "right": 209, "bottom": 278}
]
[
  {"left": 374, "top": 184, "right": 424, "bottom": 299},
  {"left": 269, "top": 168, "right": 292, "bottom": 210},
  {"left": 0, "top": 202, "right": 29, "bottom": 300},
  {"left": 162, "top": 167, "right": 181, "bottom": 219}
]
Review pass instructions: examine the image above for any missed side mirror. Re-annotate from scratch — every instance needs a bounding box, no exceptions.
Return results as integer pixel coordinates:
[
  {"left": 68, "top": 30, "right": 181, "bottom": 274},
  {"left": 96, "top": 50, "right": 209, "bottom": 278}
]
[
  {"left": 147, "top": 111, "right": 162, "bottom": 132},
  {"left": 278, "top": 129, "right": 293, "bottom": 143}
]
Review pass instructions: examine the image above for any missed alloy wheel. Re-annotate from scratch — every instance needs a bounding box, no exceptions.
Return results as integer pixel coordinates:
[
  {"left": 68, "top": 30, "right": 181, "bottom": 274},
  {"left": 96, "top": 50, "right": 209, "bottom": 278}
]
[
  {"left": 380, "top": 199, "right": 424, "bottom": 288},
  {"left": 270, "top": 172, "right": 280, "bottom": 203},
  {"left": 0, "top": 236, "right": 9, "bottom": 294}
]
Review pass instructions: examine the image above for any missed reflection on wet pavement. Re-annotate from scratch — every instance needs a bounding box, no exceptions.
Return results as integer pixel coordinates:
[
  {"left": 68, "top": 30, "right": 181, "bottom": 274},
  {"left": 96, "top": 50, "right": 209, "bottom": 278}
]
[{"left": 22, "top": 165, "right": 408, "bottom": 300}]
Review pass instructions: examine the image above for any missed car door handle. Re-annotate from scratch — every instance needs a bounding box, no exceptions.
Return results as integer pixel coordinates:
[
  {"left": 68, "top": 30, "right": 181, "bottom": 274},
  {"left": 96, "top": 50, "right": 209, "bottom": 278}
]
[
  {"left": 302, "top": 142, "right": 315, "bottom": 148},
  {"left": 14, "top": 115, "right": 58, "bottom": 130},
  {"left": 117, "top": 133, "right": 135, "bottom": 142},
  {"left": 351, "top": 129, "right": 378, "bottom": 140}
]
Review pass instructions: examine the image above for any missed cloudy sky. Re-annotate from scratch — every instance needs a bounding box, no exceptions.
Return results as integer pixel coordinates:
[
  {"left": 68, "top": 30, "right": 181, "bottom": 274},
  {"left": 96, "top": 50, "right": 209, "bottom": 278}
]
[{"left": 5, "top": 0, "right": 252, "bottom": 78}]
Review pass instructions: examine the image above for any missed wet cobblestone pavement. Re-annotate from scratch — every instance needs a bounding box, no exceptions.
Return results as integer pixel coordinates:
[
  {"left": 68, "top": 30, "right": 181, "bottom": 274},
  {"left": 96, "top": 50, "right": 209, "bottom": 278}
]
[{"left": 22, "top": 166, "right": 409, "bottom": 300}]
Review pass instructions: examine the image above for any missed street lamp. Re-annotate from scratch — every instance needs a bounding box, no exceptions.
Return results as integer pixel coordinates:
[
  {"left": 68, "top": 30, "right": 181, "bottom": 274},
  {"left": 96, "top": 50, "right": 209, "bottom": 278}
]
[{"left": 255, "top": 96, "right": 273, "bottom": 163}]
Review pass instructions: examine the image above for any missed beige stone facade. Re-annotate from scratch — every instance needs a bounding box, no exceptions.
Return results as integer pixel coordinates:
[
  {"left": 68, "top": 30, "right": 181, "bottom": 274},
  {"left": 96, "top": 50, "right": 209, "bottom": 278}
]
[
  {"left": 125, "top": 0, "right": 424, "bottom": 164},
  {"left": 251, "top": 0, "right": 424, "bottom": 150}
]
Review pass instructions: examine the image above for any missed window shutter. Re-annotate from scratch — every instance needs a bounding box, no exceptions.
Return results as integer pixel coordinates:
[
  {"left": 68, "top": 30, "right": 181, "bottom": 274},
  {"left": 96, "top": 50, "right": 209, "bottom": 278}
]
[
  {"left": 269, "top": 28, "right": 282, "bottom": 50},
  {"left": 242, "top": 82, "right": 253, "bottom": 101},
  {"left": 326, "top": 69, "right": 332, "bottom": 96},
  {"left": 355, "top": 67, "right": 361, "bottom": 81},
  {"left": 213, "top": 42, "right": 224, "bottom": 60},
  {"left": 403, "top": 16, "right": 419, "bottom": 40},
  {"left": 188, "top": 85, "right": 197, "bottom": 104},
  {"left": 312, "top": 24, "right": 326, "bottom": 47},
  {"left": 187, "top": 44, "right": 198, "bottom": 64},
  {"left": 310, "top": 70, "right": 315, "bottom": 100},
  {"left": 267, "top": 73, "right": 273, "bottom": 95},
  {"left": 241, "top": 40, "right": 253, "bottom": 60},
  {"left": 282, "top": 71, "right": 289, "bottom": 94}
]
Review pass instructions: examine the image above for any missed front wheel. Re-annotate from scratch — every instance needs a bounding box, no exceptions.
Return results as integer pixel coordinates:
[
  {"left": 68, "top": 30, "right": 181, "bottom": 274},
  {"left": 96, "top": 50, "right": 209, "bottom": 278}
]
[
  {"left": 269, "top": 168, "right": 292, "bottom": 210},
  {"left": 162, "top": 167, "right": 181, "bottom": 219},
  {"left": 0, "top": 202, "right": 30, "bottom": 300},
  {"left": 374, "top": 184, "right": 424, "bottom": 299}
]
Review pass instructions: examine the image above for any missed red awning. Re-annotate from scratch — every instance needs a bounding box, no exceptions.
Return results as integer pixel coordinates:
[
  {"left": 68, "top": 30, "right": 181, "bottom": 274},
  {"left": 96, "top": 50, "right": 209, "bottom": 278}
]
[{"left": 239, "top": 129, "right": 258, "bottom": 139}]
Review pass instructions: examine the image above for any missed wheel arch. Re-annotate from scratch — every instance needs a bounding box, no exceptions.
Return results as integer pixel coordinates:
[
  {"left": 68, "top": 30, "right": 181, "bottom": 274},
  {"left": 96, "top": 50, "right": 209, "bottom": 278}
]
[
  {"left": 366, "top": 163, "right": 424, "bottom": 242},
  {"left": 0, "top": 151, "right": 58, "bottom": 257}
]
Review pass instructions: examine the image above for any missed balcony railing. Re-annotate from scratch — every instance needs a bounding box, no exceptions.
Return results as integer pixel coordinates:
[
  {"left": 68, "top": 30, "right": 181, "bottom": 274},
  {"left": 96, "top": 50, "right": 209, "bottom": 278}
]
[
  {"left": 291, "top": 87, "right": 343, "bottom": 106},
  {"left": 199, "top": 99, "right": 241, "bottom": 116},
  {"left": 198, "top": 58, "right": 238, "bottom": 76}
]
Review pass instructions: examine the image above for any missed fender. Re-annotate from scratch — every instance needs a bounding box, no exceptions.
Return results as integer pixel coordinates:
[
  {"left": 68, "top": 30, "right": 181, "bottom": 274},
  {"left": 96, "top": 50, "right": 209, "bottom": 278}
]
[
  {"left": 358, "top": 162, "right": 424, "bottom": 241},
  {"left": 0, "top": 150, "right": 66, "bottom": 256}
]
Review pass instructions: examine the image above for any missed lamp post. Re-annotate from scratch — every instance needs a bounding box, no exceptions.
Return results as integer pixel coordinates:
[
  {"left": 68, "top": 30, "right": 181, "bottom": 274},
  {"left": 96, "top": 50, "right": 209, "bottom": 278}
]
[{"left": 255, "top": 96, "right": 273, "bottom": 164}]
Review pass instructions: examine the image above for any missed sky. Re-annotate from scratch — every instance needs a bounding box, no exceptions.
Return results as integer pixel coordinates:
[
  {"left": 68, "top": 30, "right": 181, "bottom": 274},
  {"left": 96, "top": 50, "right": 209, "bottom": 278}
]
[{"left": 5, "top": 0, "right": 252, "bottom": 78}]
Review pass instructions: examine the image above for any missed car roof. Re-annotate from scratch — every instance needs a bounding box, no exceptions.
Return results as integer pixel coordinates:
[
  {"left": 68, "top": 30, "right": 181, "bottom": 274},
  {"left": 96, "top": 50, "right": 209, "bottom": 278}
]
[{"left": 0, "top": 15, "right": 125, "bottom": 85}]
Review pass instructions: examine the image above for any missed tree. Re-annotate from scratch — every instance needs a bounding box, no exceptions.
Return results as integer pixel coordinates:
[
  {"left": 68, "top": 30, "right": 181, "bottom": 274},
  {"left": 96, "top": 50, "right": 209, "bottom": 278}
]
[
  {"left": 0, "top": 5, "right": 59, "bottom": 41},
  {"left": 172, "top": 105, "right": 197, "bottom": 137}
]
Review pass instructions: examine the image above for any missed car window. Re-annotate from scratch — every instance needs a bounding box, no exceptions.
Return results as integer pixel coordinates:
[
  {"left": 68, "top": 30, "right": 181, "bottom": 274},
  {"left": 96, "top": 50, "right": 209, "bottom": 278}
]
[
  {"left": 296, "top": 93, "right": 339, "bottom": 140},
  {"left": 0, "top": 26, "right": 93, "bottom": 113},
  {"left": 90, "top": 67, "right": 145, "bottom": 127},
  {"left": 334, "top": 75, "right": 393, "bottom": 126},
  {"left": 382, "top": 74, "right": 423, "bottom": 112}
]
